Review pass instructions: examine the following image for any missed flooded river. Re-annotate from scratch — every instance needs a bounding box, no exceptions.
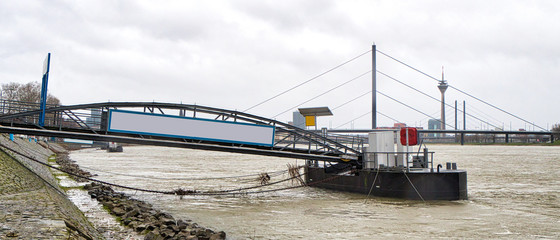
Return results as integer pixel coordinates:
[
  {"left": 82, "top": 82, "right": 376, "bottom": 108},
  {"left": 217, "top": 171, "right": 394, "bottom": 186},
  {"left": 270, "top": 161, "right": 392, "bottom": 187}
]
[{"left": 70, "top": 145, "right": 560, "bottom": 239}]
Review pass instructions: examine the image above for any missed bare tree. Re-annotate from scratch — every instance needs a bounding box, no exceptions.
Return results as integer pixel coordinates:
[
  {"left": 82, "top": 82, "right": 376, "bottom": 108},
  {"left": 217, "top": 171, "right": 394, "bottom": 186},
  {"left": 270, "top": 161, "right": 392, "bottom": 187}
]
[
  {"left": 552, "top": 123, "right": 560, "bottom": 142},
  {"left": 1, "top": 82, "right": 20, "bottom": 101},
  {"left": 1, "top": 81, "right": 60, "bottom": 105},
  {"left": 1, "top": 81, "right": 61, "bottom": 114},
  {"left": 16, "top": 82, "right": 41, "bottom": 103}
]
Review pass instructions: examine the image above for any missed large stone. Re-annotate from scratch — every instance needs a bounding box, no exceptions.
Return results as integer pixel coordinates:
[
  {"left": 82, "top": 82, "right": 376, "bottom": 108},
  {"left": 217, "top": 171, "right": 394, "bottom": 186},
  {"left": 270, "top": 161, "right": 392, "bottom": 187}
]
[
  {"left": 146, "top": 224, "right": 157, "bottom": 231},
  {"left": 144, "top": 232, "right": 165, "bottom": 240},
  {"left": 160, "top": 228, "right": 176, "bottom": 238},
  {"left": 177, "top": 220, "right": 189, "bottom": 230},
  {"left": 104, "top": 202, "right": 115, "bottom": 210},
  {"left": 123, "top": 203, "right": 135, "bottom": 212},
  {"left": 146, "top": 217, "right": 160, "bottom": 228},
  {"left": 135, "top": 223, "right": 147, "bottom": 232},
  {"left": 144, "top": 232, "right": 156, "bottom": 240},
  {"left": 205, "top": 229, "right": 215, "bottom": 235},
  {"left": 193, "top": 228, "right": 207, "bottom": 236},
  {"left": 210, "top": 231, "right": 226, "bottom": 240},
  {"left": 176, "top": 229, "right": 192, "bottom": 238},
  {"left": 123, "top": 218, "right": 132, "bottom": 226},
  {"left": 160, "top": 216, "right": 176, "bottom": 225},
  {"left": 112, "top": 207, "right": 126, "bottom": 216},
  {"left": 128, "top": 221, "right": 139, "bottom": 229},
  {"left": 6, "top": 230, "right": 19, "bottom": 237},
  {"left": 123, "top": 208, "right": 140, "bottom": 219}
]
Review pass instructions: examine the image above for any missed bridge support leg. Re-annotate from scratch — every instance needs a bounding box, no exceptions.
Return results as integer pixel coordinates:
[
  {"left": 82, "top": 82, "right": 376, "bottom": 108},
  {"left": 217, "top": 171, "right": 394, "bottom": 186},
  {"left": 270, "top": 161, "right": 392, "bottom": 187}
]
[
  {"left": 460, "top": 133, "right": 464, "bottom": 145},
  {"left": 505, "top": 134, "right": 509, "bottom": 143}
]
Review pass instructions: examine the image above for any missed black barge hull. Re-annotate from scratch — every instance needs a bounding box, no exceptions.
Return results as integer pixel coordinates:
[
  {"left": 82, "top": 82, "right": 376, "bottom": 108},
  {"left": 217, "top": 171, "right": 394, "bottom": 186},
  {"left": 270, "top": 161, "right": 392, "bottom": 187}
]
[{"left": 305, "top": 166, "right": 467, "bottom": 200}]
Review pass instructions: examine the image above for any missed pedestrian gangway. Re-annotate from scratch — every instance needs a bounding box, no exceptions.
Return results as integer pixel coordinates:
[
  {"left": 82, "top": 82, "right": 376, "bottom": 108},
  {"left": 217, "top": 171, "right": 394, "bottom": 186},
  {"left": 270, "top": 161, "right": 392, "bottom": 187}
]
[{"left": 0, "top": 101, "right": 363, "bottom": 163}]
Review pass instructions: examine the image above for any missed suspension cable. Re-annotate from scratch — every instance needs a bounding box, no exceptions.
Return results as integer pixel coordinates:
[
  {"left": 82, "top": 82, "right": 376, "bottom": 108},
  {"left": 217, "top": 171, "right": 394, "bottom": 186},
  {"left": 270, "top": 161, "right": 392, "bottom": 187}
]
[
  {"left": 243, "top": 49, "right": 372, "bottom": 113},
  {"left": 332, "top": 90, "right": 371, "bottom": 110},
  {"left": 377, "top": 70, "right": 501, "bottom": 129},
  {"left": 334, "top": 110, "right": 400, "bottom": 129},
  {"left": 377, "top": 90, "right": 455, "bottom": 129},
  {"left": 272, "top": 70, "right": 371, "bottom": 118},
  {"left": 465, "top": 102, "right": 504, "bottom": 129},
  {"left": 377, "top": 49, "right": 546, "bottom": 131},
  {"left": 449, "top": 85, "right": 545, "bottom": 131},
  {"left": 334, "top": 111, "right": 371, "bottom": 129}
]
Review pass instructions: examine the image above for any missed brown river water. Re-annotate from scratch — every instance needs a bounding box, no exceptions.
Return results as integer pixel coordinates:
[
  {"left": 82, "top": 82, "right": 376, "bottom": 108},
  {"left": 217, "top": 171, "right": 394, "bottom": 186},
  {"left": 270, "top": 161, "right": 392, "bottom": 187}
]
[{"left": 70, "top": 145, "right": 560, "bottom": 239}]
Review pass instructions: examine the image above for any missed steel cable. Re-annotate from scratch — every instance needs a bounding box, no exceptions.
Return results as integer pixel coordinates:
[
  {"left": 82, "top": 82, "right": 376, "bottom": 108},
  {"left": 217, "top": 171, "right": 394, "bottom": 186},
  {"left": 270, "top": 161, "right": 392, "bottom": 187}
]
[
  {"left": 243, "top": 49, "right": 372, "bottom": 113},
  {"left": 377, "top": 49, "right": 546, "bottom": 131},
  {"left": 272, "top": 70, "right": 371, "bottom": 118},
  {"left": 0, "top": 142, "right": 348, "bottom": 196},
  {"left": 78, "top": 164, "right": 288, "bottom": 182}
]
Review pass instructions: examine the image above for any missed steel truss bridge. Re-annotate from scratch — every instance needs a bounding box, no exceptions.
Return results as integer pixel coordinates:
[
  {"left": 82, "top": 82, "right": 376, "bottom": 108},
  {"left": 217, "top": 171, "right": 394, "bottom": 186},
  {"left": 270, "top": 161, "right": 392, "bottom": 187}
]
[
  {"left": 325, "top": 129, "right": 555, "bottom": 144},
  {"left": 0, "top": 101, "right": 363, "bottom": 163}
]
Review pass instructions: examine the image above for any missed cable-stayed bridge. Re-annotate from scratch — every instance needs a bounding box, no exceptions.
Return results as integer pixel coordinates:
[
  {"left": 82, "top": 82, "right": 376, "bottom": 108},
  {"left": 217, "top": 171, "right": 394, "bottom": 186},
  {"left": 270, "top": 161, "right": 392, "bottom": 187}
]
[{"left": 0, "top": 45, "right": 555, "bottom": 165}]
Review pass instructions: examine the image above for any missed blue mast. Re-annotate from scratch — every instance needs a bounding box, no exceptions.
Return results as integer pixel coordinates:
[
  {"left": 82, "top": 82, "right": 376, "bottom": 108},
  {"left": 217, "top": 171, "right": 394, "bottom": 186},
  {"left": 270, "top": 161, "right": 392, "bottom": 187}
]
[{"left": 39, "top": 53, "right": 50, "bottom": 127}]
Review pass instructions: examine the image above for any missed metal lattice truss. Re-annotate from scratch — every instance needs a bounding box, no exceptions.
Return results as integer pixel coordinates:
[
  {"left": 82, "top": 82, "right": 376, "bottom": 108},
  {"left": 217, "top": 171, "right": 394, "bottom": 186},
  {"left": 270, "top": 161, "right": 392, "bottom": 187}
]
[{"left": 0, "top": 101, "right": 363, "bottom": 163}]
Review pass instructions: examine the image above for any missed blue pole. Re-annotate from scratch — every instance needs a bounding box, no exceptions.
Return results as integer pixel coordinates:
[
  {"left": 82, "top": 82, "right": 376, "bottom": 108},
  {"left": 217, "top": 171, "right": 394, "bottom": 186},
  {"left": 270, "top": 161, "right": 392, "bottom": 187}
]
[{"left": 39, "top": 53, "right": 51, "bottom": 127}]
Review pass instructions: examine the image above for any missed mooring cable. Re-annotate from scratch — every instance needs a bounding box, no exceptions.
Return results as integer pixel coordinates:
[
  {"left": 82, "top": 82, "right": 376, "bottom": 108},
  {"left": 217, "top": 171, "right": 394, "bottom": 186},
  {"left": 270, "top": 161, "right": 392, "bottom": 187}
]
[
  {"left": 186, "top": 167, "right": 306, "bottom": 195},
  {"left": 0, "top": 142, "right": 172, "bottom": 194},
  {"left": 0, "top": 141, "right": 68, "bottom": 197},
  {"left": 403, "top": 171, "right": 425, "bottom": 202},
  {"left": 364, "top": 167, "right": 380, "bottom": 204},
  {"left": 0, "top": 142, "right": 328, "bottom": 196},
  {"left": 12, "top": 138, "right": 291, "bottom": 184},
  {"left": 195, "top": 168, "right": 357, "bottom": 196},
  {"left": 78, "top": 164, "right": 288, "bottom": 182}
]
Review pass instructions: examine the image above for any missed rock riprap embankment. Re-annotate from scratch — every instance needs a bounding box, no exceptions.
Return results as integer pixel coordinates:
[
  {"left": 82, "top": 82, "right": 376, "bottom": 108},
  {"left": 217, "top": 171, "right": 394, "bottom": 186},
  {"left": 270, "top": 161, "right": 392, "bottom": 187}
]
[
  {"left": 0, "top": 136, "right": 103, "bottom": 239},
  {"left": 85, "top": 183, "right": 226, "bottom": 240}
]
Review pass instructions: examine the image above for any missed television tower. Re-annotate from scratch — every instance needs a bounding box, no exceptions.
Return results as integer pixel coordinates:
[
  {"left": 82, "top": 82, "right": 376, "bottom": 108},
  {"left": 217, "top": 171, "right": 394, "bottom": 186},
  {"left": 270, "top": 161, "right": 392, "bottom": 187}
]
[{"left": 438, "top": 66, "right": 448, "bottom": 130}]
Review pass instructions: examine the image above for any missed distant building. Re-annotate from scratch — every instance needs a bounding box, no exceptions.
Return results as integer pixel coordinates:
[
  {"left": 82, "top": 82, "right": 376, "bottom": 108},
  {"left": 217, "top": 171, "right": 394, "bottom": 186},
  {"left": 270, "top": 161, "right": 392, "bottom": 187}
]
[
  {"left": 393, "top": 123, "right": 406, "bottom": 128},
  {"left": 86, "top": 108, "right": 102, "bottom": 127},
  {"left": 292, "top": 111, "right": 305, "bottom": 129},
  {"left": 428, "top": 119, "right": 441, "bottom": 137}
]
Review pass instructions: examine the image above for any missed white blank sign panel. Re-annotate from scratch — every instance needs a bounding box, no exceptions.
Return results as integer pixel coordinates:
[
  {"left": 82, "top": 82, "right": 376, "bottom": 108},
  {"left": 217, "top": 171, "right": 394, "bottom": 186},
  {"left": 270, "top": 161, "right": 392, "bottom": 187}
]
[{"left": 108, "top": 110, "right": 275, "bottom": 146}]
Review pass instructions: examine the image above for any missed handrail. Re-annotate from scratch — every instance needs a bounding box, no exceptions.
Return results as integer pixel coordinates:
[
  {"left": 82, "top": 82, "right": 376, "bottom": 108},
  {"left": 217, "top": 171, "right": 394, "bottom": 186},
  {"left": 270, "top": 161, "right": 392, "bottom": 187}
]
[
  {"left": 364, "top": 151, "right": 435, "bottom": 172},
  {"left": 0, "top": 101, "right": 364, "bottom": 161}
]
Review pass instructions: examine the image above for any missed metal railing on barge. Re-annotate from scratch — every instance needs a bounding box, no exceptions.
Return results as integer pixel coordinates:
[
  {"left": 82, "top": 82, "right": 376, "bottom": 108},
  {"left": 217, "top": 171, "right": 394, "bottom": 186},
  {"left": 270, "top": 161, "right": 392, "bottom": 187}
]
[{"left": 363, "top": 149, "right": 435, "bottom": 173}]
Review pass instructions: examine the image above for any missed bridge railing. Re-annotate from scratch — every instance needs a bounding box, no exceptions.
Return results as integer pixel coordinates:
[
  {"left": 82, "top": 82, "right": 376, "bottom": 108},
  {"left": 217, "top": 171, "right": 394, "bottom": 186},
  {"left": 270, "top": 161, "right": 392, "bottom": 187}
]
[
  {"left": 0, "top": 101, "right": 364, "bottom": 161},
  {"left": 0, "top": 99, "right": 63, "bottom": 127}
]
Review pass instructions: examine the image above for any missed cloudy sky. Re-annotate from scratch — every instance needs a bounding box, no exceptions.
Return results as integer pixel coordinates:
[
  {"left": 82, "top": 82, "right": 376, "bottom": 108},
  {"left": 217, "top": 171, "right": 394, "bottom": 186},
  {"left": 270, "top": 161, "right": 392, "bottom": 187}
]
[{"left": 1, "top": 0, "right": 558, "bottom": 131}]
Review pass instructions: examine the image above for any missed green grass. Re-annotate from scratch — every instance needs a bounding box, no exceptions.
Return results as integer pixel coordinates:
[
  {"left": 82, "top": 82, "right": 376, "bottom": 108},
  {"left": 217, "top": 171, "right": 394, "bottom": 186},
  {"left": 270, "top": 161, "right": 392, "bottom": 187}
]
[
  {"left": 544, "top": 140, "right": 560, "bottom": 146},
  {"left": 60, "top": 185, "right": 84, "bottom": 191},
  {"left": 47, "top": 154, "right": 57, "bottom": 163}
]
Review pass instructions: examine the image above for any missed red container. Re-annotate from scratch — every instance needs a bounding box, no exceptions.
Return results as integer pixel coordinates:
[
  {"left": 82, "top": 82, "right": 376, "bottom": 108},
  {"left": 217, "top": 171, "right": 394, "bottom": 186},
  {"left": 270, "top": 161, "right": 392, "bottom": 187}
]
[{"left": 400, "top": 127, "right": 418, "bottom": 145}]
